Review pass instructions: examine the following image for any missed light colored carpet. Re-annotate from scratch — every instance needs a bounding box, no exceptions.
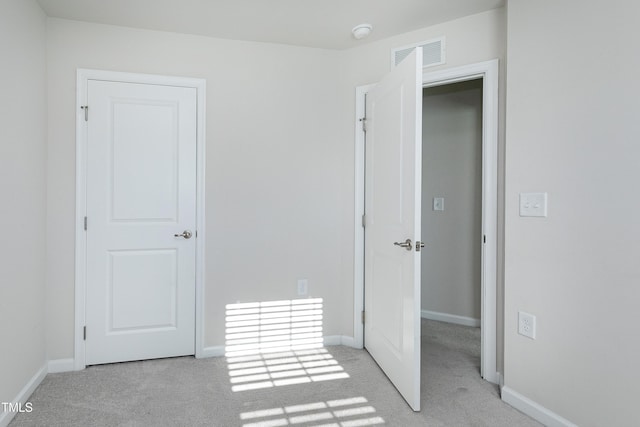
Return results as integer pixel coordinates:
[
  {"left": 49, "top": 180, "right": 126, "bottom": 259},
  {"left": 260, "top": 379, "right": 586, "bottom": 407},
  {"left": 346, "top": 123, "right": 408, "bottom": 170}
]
[{"left": 10, "top": 320, "right": 541, "bottom": 426}]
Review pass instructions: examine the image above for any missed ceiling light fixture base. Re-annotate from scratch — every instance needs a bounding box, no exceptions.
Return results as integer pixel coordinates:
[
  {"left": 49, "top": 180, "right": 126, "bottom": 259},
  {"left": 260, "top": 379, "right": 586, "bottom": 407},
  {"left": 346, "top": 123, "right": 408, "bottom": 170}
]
[{"left": 352, "top": 23, "right": 373, "bottom": 40}]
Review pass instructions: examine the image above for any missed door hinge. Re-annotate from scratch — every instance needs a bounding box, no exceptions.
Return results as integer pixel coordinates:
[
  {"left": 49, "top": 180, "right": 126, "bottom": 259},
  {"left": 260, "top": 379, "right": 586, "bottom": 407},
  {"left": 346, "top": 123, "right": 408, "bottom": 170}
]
[
  {"left": 361, "top": 214, "right": 366, "bottom": 228},
  {"left": 83, "top": 326, "right": 86, "bottom": 341},
  {"left": 361, "top": 310, "right": 365, "bottom": 324},
  {"left": 483, "top": 235, "right": 486, "bottom": 244},
  {"left": 81, "top": 105, "right": 88, "bottom": 121},
  {"left": 84, "top": 216, "right": 87, "bottom": 231},
  {"left": 361, "top": 93, "right": 368, "bottom": 133}
]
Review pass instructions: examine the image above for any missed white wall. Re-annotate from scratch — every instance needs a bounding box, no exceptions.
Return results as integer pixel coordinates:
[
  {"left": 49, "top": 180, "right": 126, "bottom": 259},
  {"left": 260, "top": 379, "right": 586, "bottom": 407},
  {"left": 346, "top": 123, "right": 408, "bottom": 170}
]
[
  {"left": 340, "top": 8, "right": 506, "bottom": 87},
  {"left": 44, "top": 8, "right": 507, "bottom": 370},
  {"left": 421, "top": 81, "right": 483, "bottom": 320},
  {"left": 10, "top": 2, "right": 640, "bottom": 423},
  {"left": 504, "top": 1, "right": 640, "bottom": 425},
  {"left": 0, "top": 0, "right": 47, "bottom": 413},
  {"left": 45, "top": 18, "right": 351, "bottom": 358}
]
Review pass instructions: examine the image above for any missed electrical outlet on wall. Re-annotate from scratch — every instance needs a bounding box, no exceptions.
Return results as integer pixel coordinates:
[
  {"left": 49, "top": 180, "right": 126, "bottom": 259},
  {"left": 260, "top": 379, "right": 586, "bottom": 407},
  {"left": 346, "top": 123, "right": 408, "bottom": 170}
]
[
  {"left": 518, "top": 311, "right": 536, "bottom": 339},
  {"left": 297, "top": 279, "right": 308, "bottom": 296}
]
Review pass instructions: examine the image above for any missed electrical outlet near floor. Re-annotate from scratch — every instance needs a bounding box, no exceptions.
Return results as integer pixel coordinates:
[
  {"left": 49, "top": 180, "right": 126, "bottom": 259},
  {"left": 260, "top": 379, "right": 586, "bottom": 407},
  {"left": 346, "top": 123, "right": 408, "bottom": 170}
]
[
  {"left": 518, "top": 311, "right": 536, "bottom": 339},
  {"left": 297, "top": 279, "right": 308, "bottom": 296}
]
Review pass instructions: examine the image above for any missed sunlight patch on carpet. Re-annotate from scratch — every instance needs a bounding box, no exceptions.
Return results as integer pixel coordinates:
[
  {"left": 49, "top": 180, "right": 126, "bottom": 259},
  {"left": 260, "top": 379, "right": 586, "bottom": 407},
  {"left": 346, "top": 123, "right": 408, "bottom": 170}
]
[
  {"left": 225, "top": 298, "right": 349, "bottom": 392},
  {"left": 240, "top": 396, "right": 385, "bottom": 426}
]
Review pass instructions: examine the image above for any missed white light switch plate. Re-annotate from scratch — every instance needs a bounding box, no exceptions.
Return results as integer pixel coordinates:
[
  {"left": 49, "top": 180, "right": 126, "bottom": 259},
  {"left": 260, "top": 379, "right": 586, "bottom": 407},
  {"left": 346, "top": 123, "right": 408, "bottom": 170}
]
[
  {"left": 519, "top": 192, "right": 547, "bottom": 217},
  {"left": 433, "top": 197, "right": 444, "bottom": 211}
]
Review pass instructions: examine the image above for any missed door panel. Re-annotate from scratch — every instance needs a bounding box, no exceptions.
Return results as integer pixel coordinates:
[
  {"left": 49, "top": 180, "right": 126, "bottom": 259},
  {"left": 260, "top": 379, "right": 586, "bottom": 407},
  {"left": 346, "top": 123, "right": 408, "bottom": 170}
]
[
  {"left": 371, "top": 254, "right": 403, "bottom": 354},
  {"left": 108, "top": 249, "right": 177, "bottom": 331},
  {"left": 364, "top": 48, "right": 423, "bottom": 411},
  {"left": 111, "top": 101, "right": 179, "bottom": 221},
  {"left": 86, "top": 80, "right": 196, "bottom": 365}
]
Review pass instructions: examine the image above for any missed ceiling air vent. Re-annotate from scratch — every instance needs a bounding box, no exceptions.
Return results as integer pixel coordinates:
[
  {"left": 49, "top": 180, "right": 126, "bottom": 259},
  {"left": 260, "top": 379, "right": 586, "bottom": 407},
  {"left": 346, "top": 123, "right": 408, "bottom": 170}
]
[{"left": 391, "top": 36, "right": 445, "bottom": 69}]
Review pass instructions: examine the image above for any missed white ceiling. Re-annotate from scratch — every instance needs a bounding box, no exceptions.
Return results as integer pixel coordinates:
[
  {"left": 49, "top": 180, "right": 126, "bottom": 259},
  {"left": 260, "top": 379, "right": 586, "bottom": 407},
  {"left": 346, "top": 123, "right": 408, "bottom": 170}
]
[{"left": 36, "top": 0, "right": 505, "bottom": 50}]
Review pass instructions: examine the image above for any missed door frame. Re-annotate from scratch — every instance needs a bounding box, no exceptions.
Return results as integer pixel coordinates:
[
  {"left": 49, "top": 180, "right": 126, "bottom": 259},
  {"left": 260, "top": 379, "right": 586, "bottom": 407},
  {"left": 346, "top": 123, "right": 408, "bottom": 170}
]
[
  {"left": 354, "top": 59, "right": 499, "bottom": 383},
  {"left": 74, "top": 69, "right": 207, "bottom": 370}
]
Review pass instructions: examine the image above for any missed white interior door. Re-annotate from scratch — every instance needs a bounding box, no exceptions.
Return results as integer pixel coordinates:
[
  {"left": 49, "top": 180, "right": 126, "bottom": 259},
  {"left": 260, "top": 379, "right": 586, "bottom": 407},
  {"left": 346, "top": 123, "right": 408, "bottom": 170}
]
[
  {"left": 364, "top": 48, "right": 423, "bottom": 411},
  {"left": 85, "top": 80, "right": 197, "bottom": 365}
]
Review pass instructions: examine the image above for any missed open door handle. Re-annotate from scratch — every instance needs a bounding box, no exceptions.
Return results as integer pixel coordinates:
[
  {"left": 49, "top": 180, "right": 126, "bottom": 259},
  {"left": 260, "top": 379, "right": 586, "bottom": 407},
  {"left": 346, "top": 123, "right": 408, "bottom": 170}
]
[
  {"left": 394, "top": 239, "right": 413, "bottom": 251},
  {"left": 174, "top": 230, "right": 193, "bottom": 239}
]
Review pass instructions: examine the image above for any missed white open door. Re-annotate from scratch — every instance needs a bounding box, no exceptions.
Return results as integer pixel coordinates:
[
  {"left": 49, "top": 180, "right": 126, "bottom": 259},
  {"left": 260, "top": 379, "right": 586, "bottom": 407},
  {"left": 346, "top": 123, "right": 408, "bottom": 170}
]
[
  {"left": 364, "top": 48, "right": 423, "bottom": 411},
  {"left": 85, "top": 80, "right": 197, "bottom": 365}
]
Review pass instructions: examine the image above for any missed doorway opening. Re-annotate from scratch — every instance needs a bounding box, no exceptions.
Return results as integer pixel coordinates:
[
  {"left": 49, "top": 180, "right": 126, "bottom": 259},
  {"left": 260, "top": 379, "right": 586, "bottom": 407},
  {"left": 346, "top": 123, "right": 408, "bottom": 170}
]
[
  {"left": 353, "top": 60, "right": 499, "bottom": 394},
  {"left": 421, "top": 78, "right": 484, "bottom": 383}
]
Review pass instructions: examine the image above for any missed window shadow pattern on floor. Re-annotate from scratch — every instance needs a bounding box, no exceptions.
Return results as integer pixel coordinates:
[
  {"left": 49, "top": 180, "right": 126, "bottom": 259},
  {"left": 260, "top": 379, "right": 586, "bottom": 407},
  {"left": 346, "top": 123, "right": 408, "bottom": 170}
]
[
  {"left": 225, "top": 298, "right": 348, "bottom": 392},
  {"left": 239, "top": 396, "right": 385, "bottom": 427}
]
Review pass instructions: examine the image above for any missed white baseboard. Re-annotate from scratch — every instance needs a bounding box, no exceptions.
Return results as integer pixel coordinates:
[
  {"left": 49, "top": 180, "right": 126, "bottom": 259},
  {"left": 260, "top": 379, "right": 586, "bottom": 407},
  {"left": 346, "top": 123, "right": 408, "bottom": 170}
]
[
  {"left": 339, "top": 335, "right": 357, "bottom": 348},
  {"left": 48, "top": 358, "right": 75, "bottom": 374},
  {"left": 199, "top": 346, "right": 225, "bottom": 358},
  {"left": 200, "top": 336, "right": 357, "bottom": 359},
  {"left": 421, "top": 309, "right": 480, "bottom": 327},
  {"left": 0, "top": 363, "right": 47, "bottom": 427},
  {"left": 323, "top": 336, "right": 342, "bottom": 346},
  {"left": 501, "top": 386, "right": 577, "bottom": 427}
]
